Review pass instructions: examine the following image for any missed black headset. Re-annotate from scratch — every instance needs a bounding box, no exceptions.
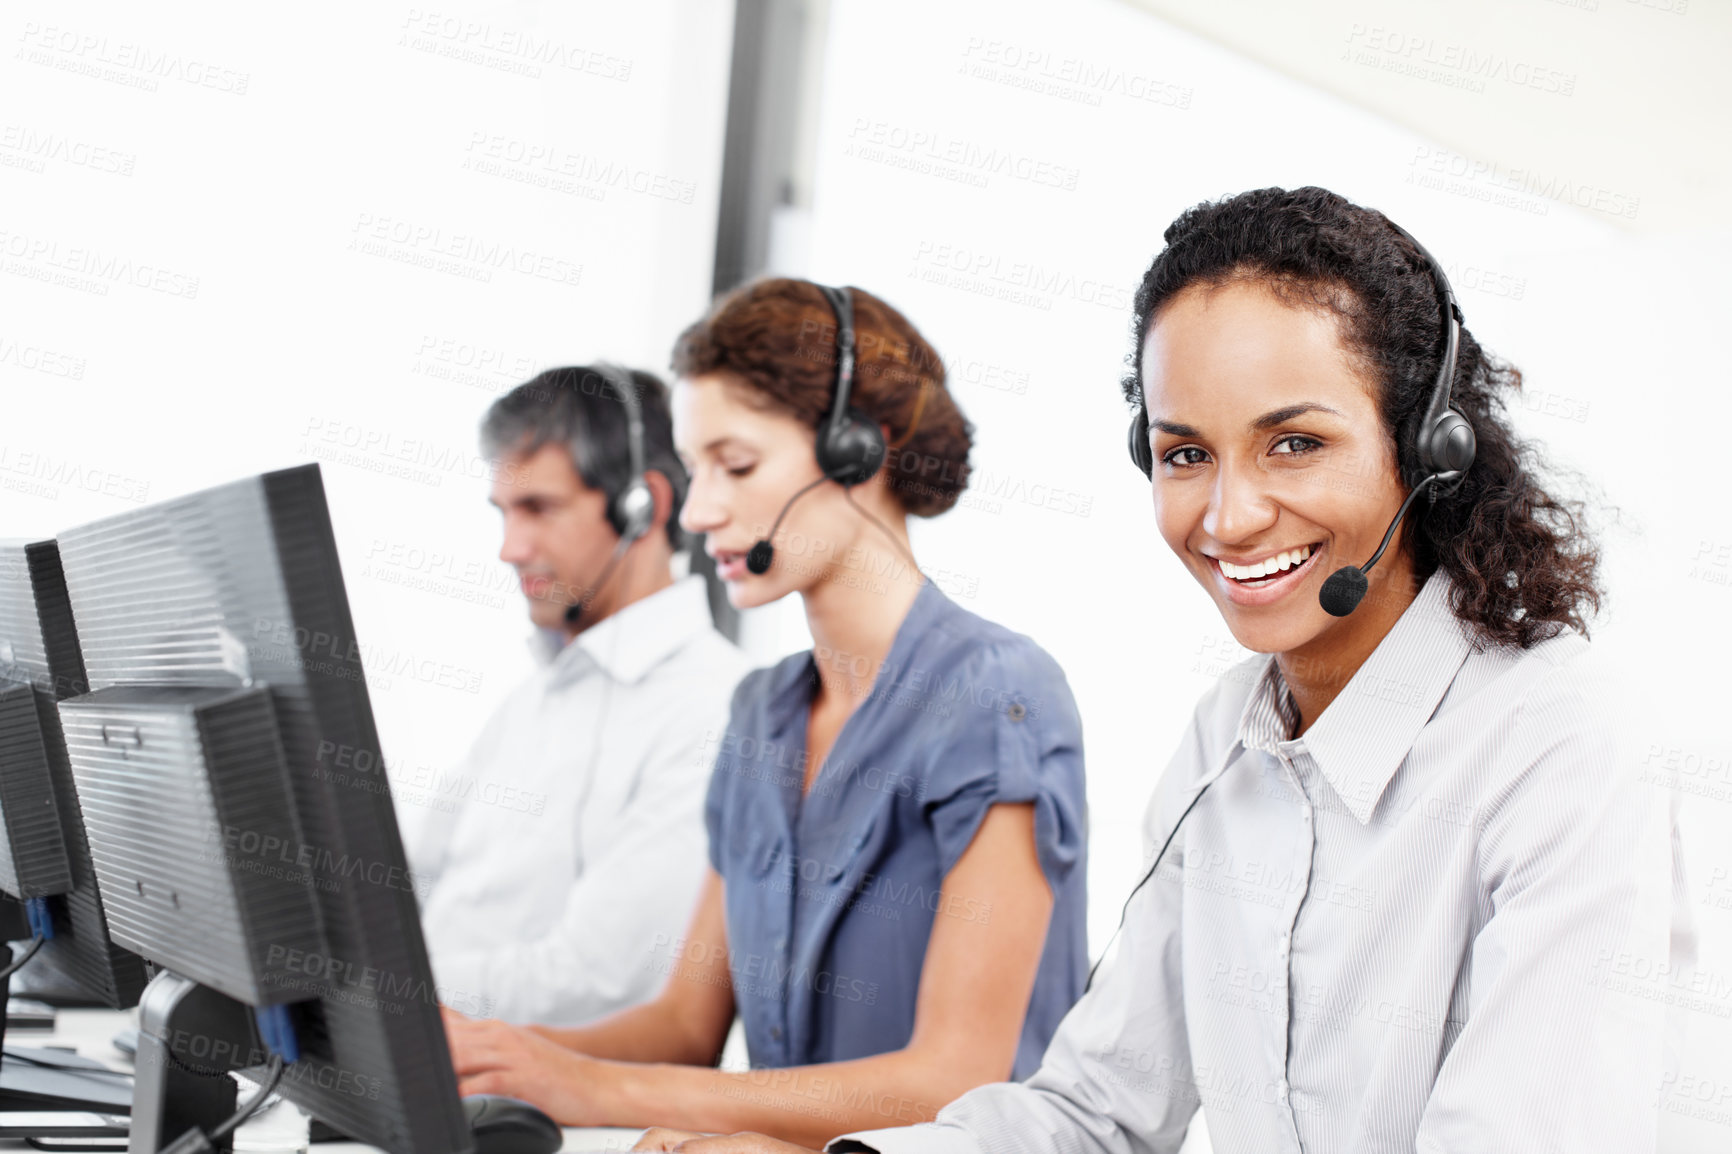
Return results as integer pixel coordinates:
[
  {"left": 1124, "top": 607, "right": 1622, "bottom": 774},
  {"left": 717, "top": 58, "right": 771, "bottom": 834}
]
[
  {"left": 1127, "top": 218, "right": 1476, "bottom": 486},
  {"left": 1125, "top": 216, "right": 1477, "bottom": 617},
  {"left": 814, "top": 284, "right": 888, "bottom": 487},
  {"left": 564, "top": 364, "right": 654, "bottom": 626},
  {"left": 1387, "top": 222, "right": 1477, "bottom": 494},
  {"left": 744, "top": 285, "right": 888, "bottom": 576},
  {"left": 596, "top": 363, "right": 656, "bottom": 543}
]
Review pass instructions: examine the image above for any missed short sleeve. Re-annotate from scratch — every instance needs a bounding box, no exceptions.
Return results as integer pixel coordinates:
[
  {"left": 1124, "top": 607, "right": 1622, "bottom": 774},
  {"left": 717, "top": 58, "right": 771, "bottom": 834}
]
[{"left": 919, "top": 640, "right": 1085, "bottom": 890}]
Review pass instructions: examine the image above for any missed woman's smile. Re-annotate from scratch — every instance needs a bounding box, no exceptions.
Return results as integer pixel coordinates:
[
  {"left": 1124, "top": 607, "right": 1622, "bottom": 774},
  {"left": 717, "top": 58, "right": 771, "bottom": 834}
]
[{"left": 1205, "top": 540, "right": 1326, "bottom": 606}]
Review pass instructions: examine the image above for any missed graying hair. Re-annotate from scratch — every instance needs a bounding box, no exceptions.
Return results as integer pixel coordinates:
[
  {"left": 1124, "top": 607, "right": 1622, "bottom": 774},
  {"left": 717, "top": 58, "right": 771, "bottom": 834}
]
[{"left": 480, "top": 365, "right": 687, "bottom": 547}]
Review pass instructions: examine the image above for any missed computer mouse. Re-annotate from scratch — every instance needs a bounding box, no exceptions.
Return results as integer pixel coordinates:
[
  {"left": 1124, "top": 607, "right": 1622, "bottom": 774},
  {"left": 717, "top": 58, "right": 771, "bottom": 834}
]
[{"left": 462, "top": 1094, "right": 563, "bottom": 1154}]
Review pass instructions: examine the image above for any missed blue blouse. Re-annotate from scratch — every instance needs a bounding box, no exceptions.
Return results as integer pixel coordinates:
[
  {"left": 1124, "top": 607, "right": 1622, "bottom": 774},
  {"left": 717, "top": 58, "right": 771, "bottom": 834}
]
[{"left": 704, "top": 580, "right": 1087, "bottom": 1080}]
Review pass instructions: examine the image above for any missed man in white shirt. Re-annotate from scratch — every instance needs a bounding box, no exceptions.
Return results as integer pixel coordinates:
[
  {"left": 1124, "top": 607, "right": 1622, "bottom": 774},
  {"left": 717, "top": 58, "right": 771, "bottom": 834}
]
[{"left": 409, "top": 365, "right": 750, "bottom": 1026}]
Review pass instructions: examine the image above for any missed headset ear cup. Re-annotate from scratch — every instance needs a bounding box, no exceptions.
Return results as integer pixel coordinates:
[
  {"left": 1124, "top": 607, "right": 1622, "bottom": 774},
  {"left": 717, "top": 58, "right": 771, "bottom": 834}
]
[
  {"left": 1428, "top": 408, "right": 1477, "bottom": 476},
  {"left": 817, "top": 407, "right": 888, "bottom": 487},
  {"left": 1415, "top": 408, "right": 1476, "bottom": 479},
  {"left": 610, "top": 480, "right": 655, "bottom": 542},
  {"left": 1128, "top": 409, "right": 1153, "bottom": 478}
]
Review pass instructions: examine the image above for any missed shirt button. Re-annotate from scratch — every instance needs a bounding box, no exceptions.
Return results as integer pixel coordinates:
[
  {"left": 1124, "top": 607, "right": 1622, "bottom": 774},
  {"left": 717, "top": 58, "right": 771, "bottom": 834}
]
[
  {"left": 1300, "top": 804, "right": 1312, "bottom": 821},
  {"left": 771, "top": 1026, "right": 782, "bottom": 1041},
  {"left": 1276, "top": 1078, "right": 1289, "bottom": 1102},
  {"left": 1277, "top": 933, "right": 1290, "bottom": 959}
]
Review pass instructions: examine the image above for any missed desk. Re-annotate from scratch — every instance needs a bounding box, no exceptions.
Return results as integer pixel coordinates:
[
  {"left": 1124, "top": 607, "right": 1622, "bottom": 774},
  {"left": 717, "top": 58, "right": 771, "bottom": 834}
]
[{"left": 0, "top": 1008, "right": 645, "bottom": 1153}]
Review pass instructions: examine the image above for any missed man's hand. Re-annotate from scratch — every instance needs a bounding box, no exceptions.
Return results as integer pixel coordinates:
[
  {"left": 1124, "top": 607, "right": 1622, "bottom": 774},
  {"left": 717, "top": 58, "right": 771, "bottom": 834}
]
[
  {"left": 443, "top": 1007, "right": 613, "bottom": 1125},
  {"left": 634, "top": 1129, "right": 824, "bottom": 1153}
]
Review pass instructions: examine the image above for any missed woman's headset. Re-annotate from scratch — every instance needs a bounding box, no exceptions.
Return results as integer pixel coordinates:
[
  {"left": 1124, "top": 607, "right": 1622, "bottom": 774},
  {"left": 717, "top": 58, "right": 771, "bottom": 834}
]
[
  {"left": 1124, "top": 216, "right": 1478, "bottom": 617},
  {"left": 814, "top": 284, "right": 890, "bottom": 487},
  {"left": 745, "top": 284, "right": 889, "bottom": 575}
]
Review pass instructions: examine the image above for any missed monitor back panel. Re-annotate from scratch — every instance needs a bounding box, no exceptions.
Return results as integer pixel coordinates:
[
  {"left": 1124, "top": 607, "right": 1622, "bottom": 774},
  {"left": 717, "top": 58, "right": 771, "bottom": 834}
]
[
  {"left": 0, "top": 540, "right": 147, "bottom": 1006},
  {"left": 55, "top": 468, "right": 470, "bottom": 1154}
]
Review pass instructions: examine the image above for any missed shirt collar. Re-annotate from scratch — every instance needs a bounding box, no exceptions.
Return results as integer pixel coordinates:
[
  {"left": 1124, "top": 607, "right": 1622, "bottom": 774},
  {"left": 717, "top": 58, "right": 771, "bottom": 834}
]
[
  {"left": 762, "top": 578, "right": 951, "bottom": 717},
  {"left": 528, "top": 575, "right": 716, "bottom": 687},
  {"left": 1233, "top": 566, "right": 1479, "bottom": 825}
]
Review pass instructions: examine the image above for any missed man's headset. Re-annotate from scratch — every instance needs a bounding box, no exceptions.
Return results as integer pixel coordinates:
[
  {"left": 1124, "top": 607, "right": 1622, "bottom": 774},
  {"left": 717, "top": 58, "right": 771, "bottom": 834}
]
[
  {"left": 1088, "top": 216, "right": 1478, "bottom": 991},
  {"left": 745, "top": 284, "right": 889, "bottom": 576},
  {"left": 1125, "top": 217, "right": 1477, "bottom": 617},
  {"left": 564, "top": 364, "right": 655, "bottom": 627}
]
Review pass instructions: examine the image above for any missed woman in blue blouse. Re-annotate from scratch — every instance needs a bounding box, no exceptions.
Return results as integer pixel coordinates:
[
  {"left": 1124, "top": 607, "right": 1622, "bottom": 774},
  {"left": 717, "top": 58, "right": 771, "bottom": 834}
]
[{"left": 444, "top": 278, "right": 1088, "bottom": 1146}]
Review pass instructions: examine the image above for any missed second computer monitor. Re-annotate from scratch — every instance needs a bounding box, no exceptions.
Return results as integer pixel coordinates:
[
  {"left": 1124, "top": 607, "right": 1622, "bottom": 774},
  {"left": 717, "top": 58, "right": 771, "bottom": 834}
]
[
  {"left": 54, "top": 466, "right": 472, "bottom": 1154},
  {"left": 0, "top": 538, "right": 147, "bottom": 1008}
]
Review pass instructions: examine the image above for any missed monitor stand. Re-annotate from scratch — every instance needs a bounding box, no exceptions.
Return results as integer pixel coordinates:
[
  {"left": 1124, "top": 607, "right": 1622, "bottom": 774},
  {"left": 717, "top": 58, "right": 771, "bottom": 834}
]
[{"left": 129, "top": 970, "right": 248, "bottom": 1154}]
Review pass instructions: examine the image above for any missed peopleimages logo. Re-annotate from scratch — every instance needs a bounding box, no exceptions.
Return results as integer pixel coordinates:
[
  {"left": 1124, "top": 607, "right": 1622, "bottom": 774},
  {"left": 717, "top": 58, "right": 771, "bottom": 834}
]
[
  {"left": 0, "top": 124, "right": 136, "bottom": 175},
  {"left": 956, "top": 37, "right": 1194, "bottom": 110},
  {"left": 263, "top": 943, "right": 494, "bottom": 1019},
  {"left": 844, "top": 118, "right": 1082, "bottom": 191},
  {"left": 1342, "top": 24, "right": 1577, "bottom": 97},
  {"left": 764, "top": 847, "right": 993, "bottom": 926},
  {"left": 647, "top": 934, "right": 880, "bottom": 1005},
  {"left": 346, "top": 212, "right": 583, "bottom": 287},
  {"left": 15, "top": 22, "right": 251, "bottom": 95},
  {"left": 0, "top": 227, "right": 200, "bottom": 299},
  {"left": 1406, "top": 145, "right": 1640, "bottom": 222},
  {"left": 398, "top": 9, "right": 633, "bottom": 81},
  {"left": 909, "top": 240, "right": 1131, "bottom": 313},
  {"left": 0, "top": 445, "right": 150, "bottom": 503},
  {"left": 216, "top": 825, "right": 430, "bottom": 900},
  {"left": 0, "top": 334, "right": 87, "bottom": 379},
  {"left": 251, "top": 615, "right": 484, "bottom": 694},
  {"left": 462, "top": 132, "right": 697, "bottom": 204}
]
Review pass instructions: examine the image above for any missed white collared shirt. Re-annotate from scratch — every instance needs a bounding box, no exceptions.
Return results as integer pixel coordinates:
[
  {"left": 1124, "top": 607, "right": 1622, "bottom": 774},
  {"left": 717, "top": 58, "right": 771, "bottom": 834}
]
[
  {"left": 835, "top": 567, "right": 1693, "bottom": 1154},
  {"left": 409, "top": 575, "right": 751, "bottom": 1025}
]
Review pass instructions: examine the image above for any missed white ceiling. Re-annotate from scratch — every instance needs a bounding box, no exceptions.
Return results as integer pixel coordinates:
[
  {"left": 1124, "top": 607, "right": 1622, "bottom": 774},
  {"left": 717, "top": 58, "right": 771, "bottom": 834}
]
[{"left": 1120, "top": 0, "right": 1727, "bottom": 234}]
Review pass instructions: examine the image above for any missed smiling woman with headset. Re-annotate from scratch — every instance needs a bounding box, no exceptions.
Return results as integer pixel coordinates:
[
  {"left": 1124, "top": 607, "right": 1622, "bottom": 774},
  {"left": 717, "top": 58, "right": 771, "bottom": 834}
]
[
  {"left": 632, "top": 188, "right": 1690, "bottom": 1154},
  {"left": 443, "top": 278, "right": 1090, "bottom": 1147}
]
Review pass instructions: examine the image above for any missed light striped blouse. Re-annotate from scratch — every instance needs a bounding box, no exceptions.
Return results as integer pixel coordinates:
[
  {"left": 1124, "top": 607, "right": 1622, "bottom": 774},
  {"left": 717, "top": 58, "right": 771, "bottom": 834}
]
[{"left": 833, "top": 566, "right": 1690, "bottom": 1154}]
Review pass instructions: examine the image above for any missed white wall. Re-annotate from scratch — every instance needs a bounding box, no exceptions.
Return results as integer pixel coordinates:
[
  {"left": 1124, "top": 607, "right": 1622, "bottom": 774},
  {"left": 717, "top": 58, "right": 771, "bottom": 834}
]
[
  {"left": 772, "top": 0, "right": 1728, "bottom": 1147},
  {"left": 0, "top": 1, "right": 734, "bottom": 845}
]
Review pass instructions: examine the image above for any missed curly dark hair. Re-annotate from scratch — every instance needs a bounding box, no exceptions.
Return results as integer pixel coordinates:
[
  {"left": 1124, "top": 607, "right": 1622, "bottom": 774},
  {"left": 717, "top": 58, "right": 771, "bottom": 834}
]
[
  {"left": 671, "top": 277, "right": 974, "bottom": 516},
  {"left": 1122, "top": 186, "right": 1603, "bottom": 650}
]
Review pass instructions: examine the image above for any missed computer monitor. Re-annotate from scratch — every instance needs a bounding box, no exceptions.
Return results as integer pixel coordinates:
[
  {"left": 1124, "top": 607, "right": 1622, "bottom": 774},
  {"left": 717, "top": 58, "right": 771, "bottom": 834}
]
[
  {"left": 0, "top": 538, "right": 148, "bottom": 1114},
  {"left": 53, "top": 466, "right": 474, "bottom": 1153}
]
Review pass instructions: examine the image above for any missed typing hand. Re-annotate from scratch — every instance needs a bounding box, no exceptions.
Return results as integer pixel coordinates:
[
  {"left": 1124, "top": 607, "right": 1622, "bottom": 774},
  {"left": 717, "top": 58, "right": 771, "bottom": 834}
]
[
  {"left": 442, "top": 1007, "right": 610, "bottom": 1125},
  {"left": 634, "top": 1129, "right": 823, "bottom": 1153}
]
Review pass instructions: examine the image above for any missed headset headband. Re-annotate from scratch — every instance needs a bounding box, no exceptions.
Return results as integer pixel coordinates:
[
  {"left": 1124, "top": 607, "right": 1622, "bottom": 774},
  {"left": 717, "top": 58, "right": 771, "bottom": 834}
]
[
  {"left": 591, "top": 363, "right": 653, "bottom": 541},
  {"left": 819, "top": 284, "right": 858, "bottom": 440}
]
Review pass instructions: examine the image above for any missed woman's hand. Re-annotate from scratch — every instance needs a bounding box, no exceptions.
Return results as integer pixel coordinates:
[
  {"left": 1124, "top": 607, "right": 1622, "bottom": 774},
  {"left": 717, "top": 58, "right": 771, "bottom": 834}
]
[
  {"left": 634, "top": 1128, "right": 825, "bottom": 1153},
  {"left": 443, "top": 1007, "right": 616, "bottom": 1125}
]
